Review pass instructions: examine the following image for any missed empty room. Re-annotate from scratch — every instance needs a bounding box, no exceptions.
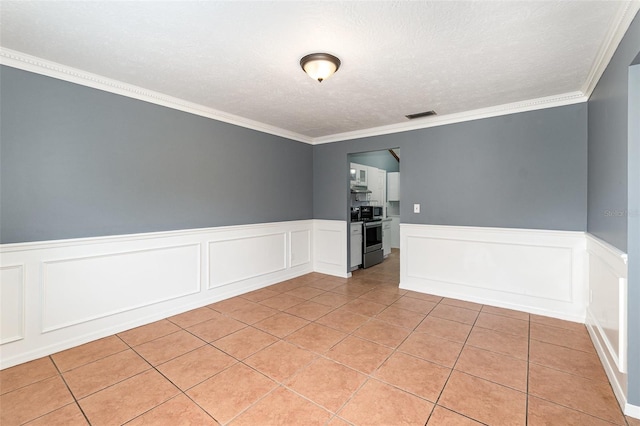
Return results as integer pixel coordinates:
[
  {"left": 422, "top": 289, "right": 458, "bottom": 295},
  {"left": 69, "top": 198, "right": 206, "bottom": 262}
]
[{"left": 1, "top": 1, "right": 639, "bottom": 425}]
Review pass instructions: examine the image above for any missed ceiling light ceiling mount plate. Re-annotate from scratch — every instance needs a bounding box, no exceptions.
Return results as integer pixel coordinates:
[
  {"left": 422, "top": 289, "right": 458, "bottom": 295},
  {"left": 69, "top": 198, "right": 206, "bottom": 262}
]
[{"left": 300, "top": 52, "right": 341, "bottom": 83}]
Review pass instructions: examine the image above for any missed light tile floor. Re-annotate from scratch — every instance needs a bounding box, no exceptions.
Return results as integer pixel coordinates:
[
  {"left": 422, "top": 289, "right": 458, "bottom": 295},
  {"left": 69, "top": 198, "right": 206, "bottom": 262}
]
[{"left": 1, "top": 250, "right": 637, "bottom": 425}]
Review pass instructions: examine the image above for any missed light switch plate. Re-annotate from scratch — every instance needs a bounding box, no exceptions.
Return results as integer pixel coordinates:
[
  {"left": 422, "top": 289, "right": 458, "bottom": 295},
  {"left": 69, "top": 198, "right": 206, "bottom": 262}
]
[{"left": 413, "top": 203, "right": 420, "bottom": 213}]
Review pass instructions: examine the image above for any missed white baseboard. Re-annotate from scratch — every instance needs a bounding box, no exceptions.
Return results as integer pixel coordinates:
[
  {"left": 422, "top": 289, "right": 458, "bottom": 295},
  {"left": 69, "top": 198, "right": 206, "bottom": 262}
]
[
  {"left": 0, "top": 220, "right": 317, "bottom": 369},
  {"left": 626, "top": 403, "right": 640, "bottom": 419},
  {"left": 587, "top": 309, "right": 628, "bottom": 412},
  {"left": 399, "top": 224, "right": 587, "bottom": 322}
]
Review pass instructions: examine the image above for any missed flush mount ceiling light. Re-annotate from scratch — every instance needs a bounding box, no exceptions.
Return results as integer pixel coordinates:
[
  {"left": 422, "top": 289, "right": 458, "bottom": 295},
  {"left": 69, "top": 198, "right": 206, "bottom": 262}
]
[{"left": 300, "top": 53, "right": 341, "bottom": 82}]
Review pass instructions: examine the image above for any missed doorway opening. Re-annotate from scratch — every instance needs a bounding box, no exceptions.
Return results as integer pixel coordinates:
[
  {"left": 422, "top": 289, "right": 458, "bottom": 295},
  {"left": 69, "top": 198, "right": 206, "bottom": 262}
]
[{"left": 347, "top": 148, "right": 400, "bottom": 284}]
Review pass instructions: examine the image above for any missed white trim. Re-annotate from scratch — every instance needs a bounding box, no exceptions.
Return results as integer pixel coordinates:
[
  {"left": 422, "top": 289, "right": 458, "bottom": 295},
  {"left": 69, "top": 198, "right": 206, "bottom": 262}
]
[
  {"left": 585, "top": 233, "right": 629, "bottom": 373},
  {"left": 0, "top": 221, "right": 305, "bottom": 253},
  {"left": 312, "top": 92, "right": 587, "bottom": 144},
  {"left": 399, "top": 224, "right": 587, "bottom": 322},
  {"left": 585, "top": 232, "right": 630, "bottom": 412},
  {"left": 582, "top": 1, "right": 640, "bottom": 97},
  {"left": 40, "top": 243, "right": 202, "bottom": 333},
  {"left": 626, "top": 403, "right": 640, "bottom": 419},
  {"left": 0, "top": 47, "right": 589, "bottom": 146},
  {"left": 0, "top": 220, "right": 318, "bottom": 369},
  {"left": 586, "top": 233, "right": 629, "bottom": 265},
  {"left": 207, "top": 232, "right": 287, "bottom": 288},
  {"left": 290, "top": 229, "right": 312, "bottom": 268},
  {"left": 2, "top": 0, "right": 637, "bottom": 146},
  {"left": 1, "top": 221, "right": 637, "bottom": 420},
  {"left": 0, "top": 264, "right": 26, "bottom": 344},
  {"left": 586, "top": 310, "right": 628, "bottom": 412},
  {"left": 0, "top": 48, "right": 313, "bottom": 145},
  {"left": 313, "top": 220, "right": 349, "bottom": 278}
]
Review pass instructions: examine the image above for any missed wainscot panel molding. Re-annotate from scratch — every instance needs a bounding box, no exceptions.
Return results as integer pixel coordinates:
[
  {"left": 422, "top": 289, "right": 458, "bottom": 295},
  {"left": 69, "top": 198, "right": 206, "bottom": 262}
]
[
  {"left": 0, "top": 265, "right": 25, "bottom": 344},
  {"left": 208, "top": 233, "right": 287, "bottom": 289},
  {"left": 0, "top": 220, "right": 315, "bottom": 369},
  {"left": 399, "top": 224, "right": 588, "bottom": 322},
  {"left": 42, "top": 244, "right": 202, "bottom": 333},
  {"left": 585, "top": 233, "right": 630, "bottom": 413},
  {"left": 313, "top": 220, "right": 349, "bottom": 278}
]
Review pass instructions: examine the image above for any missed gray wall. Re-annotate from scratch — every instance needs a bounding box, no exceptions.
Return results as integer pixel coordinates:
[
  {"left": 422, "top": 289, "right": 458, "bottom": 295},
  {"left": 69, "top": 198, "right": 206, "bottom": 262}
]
[
  {"left": 587, "top": 14, "right": 640, "bottom": 252},
  {"left": 350, "top": 149, "right": 399, "bottom": 172},
  {"left": 314, "top": 104, "right": 587, "bottom": 231},
  {"left": 587, "top": 12, "right": 640, "bottom": 407},
  {"left": 0, "top": 66, "right": 313, "bottom": 243}
]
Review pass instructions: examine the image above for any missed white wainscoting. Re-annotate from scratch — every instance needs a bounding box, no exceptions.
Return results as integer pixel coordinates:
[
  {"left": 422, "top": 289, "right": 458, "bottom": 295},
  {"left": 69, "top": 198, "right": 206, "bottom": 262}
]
[
  {"left": 585, "top": 233, "right": 629, "bottom": 412},
  {"left": 1, "top": 265, "right": 25, "bottom": 344},
  {"left": 0, "top": 220, "right": 315, "bottom": 369},
  {"left": 42, "top": 244, "right": 202, "bottom": 333},
  {"left": 313, "top": 220, "right": 349, "bottom": 278},
  {"left": 208, "top": 233, "right": 286, "bottom": 289},
  {"left": 399, "top": 224, "right": 587, "bottom": 322}
]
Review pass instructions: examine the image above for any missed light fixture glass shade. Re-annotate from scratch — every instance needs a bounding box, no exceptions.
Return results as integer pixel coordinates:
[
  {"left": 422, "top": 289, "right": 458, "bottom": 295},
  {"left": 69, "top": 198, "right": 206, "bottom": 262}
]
[{"left": 300, "top": 53, "right": 341, "bottom": 82}]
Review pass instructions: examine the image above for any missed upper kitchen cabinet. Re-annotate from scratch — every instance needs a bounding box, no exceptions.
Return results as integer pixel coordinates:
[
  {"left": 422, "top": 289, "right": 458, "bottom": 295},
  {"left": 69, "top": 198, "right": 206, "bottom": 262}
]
[
  {"left": 374, "top": 168, "right": 387, "bottom": 207},
  {"left": 350, "top": 163, "right": 368, "bottom": 187},
  {"left": 350, "top": 162, "right": 387, "bottom": 207},
  {"left": 387, "top": 172, "right": 400, "bottom": 201}
]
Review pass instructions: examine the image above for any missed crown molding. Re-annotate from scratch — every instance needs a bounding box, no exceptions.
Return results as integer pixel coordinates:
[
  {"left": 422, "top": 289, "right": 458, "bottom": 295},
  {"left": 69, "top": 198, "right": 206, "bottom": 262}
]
[
  {"left": 0, "top": 48, "right": 314, "bottom": 144},
  {"left": 0, "top": 47, "right": 592, "bottom": 146},
  {"left": 582, "top": 0, "right": 640, "bottom": 97},
  {"left": 311, "top": 91, "right": 588, "bottom": 145}
]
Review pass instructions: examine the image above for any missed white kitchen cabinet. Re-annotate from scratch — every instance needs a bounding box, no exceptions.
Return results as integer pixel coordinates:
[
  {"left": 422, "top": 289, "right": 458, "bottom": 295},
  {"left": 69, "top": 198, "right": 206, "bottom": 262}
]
[
  {"left": 359, "top": 167, "right": 368, "bottom": 187},
  {"left": 382, "top": 219, "right": 391, "bottom": 257},
  {"left": 364, "top": 166, "right": 386, "bottom": 206},
  {"left": 387, "top": 172, "right": 400, "bottom": 201},
  {"left": 377, "top": 169, "right": 387, "bottom": 208},
  {"left": 365, "top": 165, "right": 378, "bottom": 203},
  {"left": 351, "top": 163, "right": 367, "bottom": 187},
  {"left": 350, "top": 222, "right": 363, "bottom": 270},
  {"left": 350, "top": 163, "right": 358, "bottom": 187},
  {"left": 389, "top": 216, "right": 400, "bottom": 248}
]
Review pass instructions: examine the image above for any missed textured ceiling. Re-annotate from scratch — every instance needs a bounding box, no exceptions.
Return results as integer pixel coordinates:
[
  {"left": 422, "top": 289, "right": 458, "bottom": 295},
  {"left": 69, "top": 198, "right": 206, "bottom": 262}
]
[{"left": 0, "top": 1, "right": 636, "bottom": 142}]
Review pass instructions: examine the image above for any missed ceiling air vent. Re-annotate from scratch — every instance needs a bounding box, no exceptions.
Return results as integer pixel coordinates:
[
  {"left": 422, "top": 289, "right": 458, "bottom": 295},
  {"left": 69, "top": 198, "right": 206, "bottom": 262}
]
[{"left": 405, "top": 110, "right": 437, "bottom": 120}]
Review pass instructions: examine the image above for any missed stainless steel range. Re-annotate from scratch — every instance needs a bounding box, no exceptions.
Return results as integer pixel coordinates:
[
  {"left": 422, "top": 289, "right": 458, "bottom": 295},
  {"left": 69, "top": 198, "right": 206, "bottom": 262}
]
[
  {"left": 360, "top": 206, "right": 384, "bottom": 268},
  {"left": 362, "top": 219, "right": 383, "bottom": 268}
]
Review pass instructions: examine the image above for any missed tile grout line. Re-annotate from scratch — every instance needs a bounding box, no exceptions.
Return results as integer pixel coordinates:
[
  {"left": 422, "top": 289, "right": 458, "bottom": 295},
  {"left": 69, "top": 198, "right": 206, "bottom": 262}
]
[
  {"left": 222, "top": 277, "right": 418, "bottom": 423},
  {"left": 527, "top": 319, "right": 631, "bottom": 425},
  {"left": 425, "top": 299, "right": 493, "bottom": 426},
  {"left": 108, "top": 323, "right": 228, "bottom": 424},
  {"left": 5, "top": 266, "right": 627, "bottom": 426},
  {"left": 328, "top": 294, "right": 479, "bottom": 424},
  {"left": 48, "top": 354, "right": 93, "bottom": 426},
  {"left": 165, "top": 288, "right": 366, "bottom": 425},
  {"left": 123, "top": 320, "right": 229, "bottom": 425},
  {"left": 299, "top": 286, "right": 411, "bottom": 423},
  {"left": 3, "top": 296, "right": 491, "bottom": 424}
]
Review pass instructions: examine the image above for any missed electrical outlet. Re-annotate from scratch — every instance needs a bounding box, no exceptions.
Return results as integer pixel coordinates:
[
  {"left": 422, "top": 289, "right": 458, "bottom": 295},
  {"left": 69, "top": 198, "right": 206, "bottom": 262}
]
[{"left": 413, "top": 203, "right": 420, "bottom": 213}]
